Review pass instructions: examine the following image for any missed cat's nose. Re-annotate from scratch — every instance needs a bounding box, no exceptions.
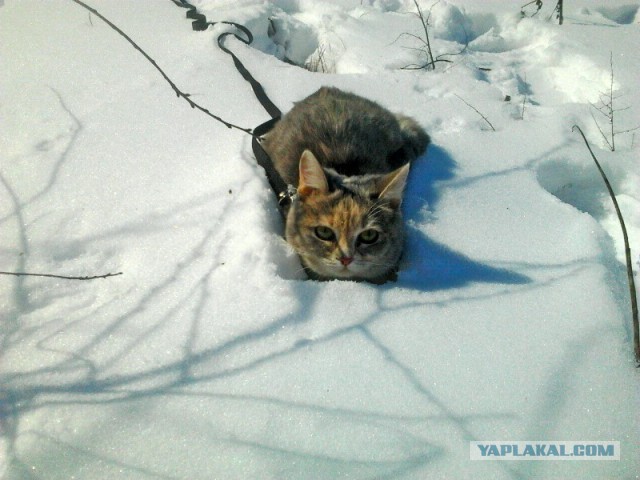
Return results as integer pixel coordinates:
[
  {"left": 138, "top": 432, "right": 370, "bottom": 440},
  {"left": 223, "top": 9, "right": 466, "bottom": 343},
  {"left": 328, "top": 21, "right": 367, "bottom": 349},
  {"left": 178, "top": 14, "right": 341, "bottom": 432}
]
[{"left": 340, "top": 256, "right": 354, "bottom": 266}]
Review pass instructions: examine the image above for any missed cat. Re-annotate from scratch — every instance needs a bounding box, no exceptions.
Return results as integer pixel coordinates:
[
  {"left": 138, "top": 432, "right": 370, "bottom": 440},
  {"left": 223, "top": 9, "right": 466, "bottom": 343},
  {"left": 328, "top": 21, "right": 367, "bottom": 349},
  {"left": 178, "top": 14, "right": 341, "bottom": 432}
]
[{"left": 261, "top": 87, "right": 429, "bottom": 283}]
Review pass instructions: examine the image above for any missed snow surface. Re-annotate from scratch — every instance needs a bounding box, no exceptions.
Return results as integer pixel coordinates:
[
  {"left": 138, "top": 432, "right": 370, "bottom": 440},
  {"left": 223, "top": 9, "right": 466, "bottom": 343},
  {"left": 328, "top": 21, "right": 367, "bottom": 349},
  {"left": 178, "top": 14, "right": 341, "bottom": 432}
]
[{"left": 1, "top": 0, "right": 639, "bottom": 479}]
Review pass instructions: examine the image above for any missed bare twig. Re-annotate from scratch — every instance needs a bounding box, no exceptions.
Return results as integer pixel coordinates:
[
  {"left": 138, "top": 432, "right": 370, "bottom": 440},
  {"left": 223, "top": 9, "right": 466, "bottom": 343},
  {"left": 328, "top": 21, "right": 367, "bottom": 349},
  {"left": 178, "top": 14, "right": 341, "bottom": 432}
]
[
  {"left": 393, "top": 0, "right": 468, "bottom": 71},
  {"left": 0, "top": 271, "right": 123, "bottom": 280},
  {"left": 589, "top": 109, "right": 613, "bottom": 151},
  {"left": 572, "top": 125, "right": 639, "bottom": 365},
  {"left": 435, "top": 40, "right": 467, "bottom": 63},
  {"left": 607, "top": 52, "right": 615, "bottom": 150},
  {"left": 305, "top": 44, "right": 333, "bottom": 73},
  {"left": 412, "top": 0, "right": 436, "bottom": 70},
  {"left": 396, "top": 0, "right": 467, "bottom": 71},
  {"left": 454, "top": 94, "right": 496, "bottom": 131},
  {"left": 396, "top": 21, "right": 468, "bottom": 70},
  {"left": 617, "top": 126, "right": 640, "bottom": 135},
  {"left": 590, "top": 52, "right": 640, "bottom": 151},
  {"left": 68, "top": 0, "right": 255, "bottom": 136}
]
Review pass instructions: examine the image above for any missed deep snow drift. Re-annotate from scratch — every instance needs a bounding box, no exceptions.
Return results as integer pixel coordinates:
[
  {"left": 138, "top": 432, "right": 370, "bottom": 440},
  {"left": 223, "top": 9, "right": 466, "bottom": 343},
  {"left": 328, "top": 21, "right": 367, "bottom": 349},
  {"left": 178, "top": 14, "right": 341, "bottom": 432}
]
[{"left": 1, "top": 0, "right": 639, "bottom": 479}]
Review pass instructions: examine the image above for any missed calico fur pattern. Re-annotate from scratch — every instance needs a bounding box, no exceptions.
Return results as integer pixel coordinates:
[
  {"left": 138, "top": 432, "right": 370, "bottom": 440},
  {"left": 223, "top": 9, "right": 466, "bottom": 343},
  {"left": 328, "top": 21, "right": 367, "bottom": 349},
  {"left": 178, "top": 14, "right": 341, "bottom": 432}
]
[{"left": 262, "top": 87, "right": 429, "bottom": 283}]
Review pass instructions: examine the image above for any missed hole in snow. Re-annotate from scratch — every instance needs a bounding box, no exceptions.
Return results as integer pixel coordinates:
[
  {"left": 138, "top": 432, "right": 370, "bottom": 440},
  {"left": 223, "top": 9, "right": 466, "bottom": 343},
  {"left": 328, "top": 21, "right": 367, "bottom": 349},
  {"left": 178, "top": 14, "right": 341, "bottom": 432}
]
[
  {"left": 595, "top": 5, "right": 639, "bottom": 24},
  {"left": 266, "top": 13, "right": 319, "bottom": 67},
  {"left": 536, "top": 159, "right": 625, "bottom": 220}
]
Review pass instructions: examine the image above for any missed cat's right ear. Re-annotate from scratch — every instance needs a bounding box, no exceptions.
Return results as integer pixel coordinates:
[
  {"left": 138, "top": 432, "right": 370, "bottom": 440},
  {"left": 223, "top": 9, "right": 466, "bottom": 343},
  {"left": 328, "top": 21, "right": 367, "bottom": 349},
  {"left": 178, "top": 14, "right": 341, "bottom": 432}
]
[
  {"left": 378, "top": 163, "right": 410, "bottom": 208},
  {"left": 298, "top": 150, "right": 328, "bottom": 197}
]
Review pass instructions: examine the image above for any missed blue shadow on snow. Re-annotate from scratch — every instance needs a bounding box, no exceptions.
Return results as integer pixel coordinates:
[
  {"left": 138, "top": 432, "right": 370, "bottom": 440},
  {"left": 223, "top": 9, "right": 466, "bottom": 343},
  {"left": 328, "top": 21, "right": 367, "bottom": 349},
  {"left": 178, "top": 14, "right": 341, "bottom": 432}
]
[{"left": 397, "top": 145, "right": 530, "bottom": 291}]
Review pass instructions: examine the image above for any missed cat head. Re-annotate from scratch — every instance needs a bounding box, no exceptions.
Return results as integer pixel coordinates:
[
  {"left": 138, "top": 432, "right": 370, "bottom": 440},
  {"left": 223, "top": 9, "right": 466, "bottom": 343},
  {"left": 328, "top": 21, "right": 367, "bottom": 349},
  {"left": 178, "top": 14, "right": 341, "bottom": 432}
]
[{"left": 285, "top": 150, "right": 409, "bottom": 283}]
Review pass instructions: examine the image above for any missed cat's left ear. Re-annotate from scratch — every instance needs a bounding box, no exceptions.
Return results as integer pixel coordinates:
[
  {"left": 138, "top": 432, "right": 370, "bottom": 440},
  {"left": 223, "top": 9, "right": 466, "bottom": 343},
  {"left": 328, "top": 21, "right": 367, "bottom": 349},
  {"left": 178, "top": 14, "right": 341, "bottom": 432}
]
[
  {"left": 298, "top": 150, "right": 329, "bottom": 197},
  {"left": 378, "top": 163, "right": 410, "bottom": 208}
]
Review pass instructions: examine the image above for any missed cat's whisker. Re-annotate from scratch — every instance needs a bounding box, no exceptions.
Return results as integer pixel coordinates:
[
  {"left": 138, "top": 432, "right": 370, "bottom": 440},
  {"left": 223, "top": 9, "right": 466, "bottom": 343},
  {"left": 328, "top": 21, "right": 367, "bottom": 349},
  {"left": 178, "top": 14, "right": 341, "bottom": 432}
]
[{"left": 366, "top": 201, "right": 387, "bottom": 217}]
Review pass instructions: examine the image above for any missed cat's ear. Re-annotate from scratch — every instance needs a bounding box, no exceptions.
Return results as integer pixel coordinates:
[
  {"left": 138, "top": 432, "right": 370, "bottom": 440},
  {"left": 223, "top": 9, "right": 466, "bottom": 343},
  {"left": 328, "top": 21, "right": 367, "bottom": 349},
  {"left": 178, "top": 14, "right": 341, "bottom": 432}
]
[
  {"left": 378, "top": 163, "right": 410, "bottom": 207},
  {"left": 298, "top": 150, "right": 328, "bottom": 197}
]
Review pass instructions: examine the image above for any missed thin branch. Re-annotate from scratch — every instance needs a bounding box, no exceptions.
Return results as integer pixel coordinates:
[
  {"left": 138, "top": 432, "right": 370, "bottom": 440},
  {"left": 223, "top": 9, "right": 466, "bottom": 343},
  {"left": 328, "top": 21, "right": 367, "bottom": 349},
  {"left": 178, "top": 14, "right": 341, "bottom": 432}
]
[
  {"left": 615, "top": 125, "right": 640, "bottom": 135},
  {"left": 435, "top": 38, "right": 468, "bottom": 62},
  {"left": 401, "top": 58, "right": 453, "bottom": 70},
  {"left": 0, "top": 271, "right": 123, "bottom": 280},
  {"left": 589, "top": 109, "right": 614, "bottom": 151},
  {"left": 395, "top": 32, "right": 428, "bottom": 47},
  {"left": 590, "top": 101, "right": 611, "bottom": 118},
  {"left": 608, "top": 52, "right": 615, "bottom": 150},
  {"left": 572, "top": 125, "right": 639, "bottom": 366},
  {"left": 454, "top": 94, "right": 496, "bottom": 131},
  {"left": 399, "top": 27, "right": 467, "bottom": 70},
  {"left": 395, "top": 1, "right": 467, "bottom": 72},
  {"left": 587, "top": 52, "right": 640, "bottom": 151},
  {"left": 68, "top": 0, "right": 255, "bottom": 136},
  {"left": 412, "top": 0, "right": 436, "bottom": 70}
]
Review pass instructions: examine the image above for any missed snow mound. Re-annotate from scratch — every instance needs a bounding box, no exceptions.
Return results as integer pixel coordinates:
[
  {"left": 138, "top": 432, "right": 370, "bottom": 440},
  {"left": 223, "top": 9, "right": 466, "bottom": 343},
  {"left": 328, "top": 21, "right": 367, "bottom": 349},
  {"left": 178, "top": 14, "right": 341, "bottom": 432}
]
[
  {"left": 595, "top": 4, "right": 640, "bottom": 24},
  {"left": 428, "top": 1, "right": 473, "bottom": 43}
]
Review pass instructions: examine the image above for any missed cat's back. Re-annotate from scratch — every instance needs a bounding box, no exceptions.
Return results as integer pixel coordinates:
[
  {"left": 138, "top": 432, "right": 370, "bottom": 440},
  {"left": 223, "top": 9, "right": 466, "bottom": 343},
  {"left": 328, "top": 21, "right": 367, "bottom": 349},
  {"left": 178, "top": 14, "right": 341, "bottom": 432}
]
[{"left": 262, "top": 87, "right": 413, "bottom": 183}]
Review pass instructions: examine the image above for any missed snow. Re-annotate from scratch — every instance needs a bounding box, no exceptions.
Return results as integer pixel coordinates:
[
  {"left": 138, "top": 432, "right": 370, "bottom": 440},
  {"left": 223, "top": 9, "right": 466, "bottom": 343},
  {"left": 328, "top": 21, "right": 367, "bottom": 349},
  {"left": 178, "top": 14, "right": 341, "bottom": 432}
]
[{"left": 1, "top": 0, "right": 639, "bottom": 479}]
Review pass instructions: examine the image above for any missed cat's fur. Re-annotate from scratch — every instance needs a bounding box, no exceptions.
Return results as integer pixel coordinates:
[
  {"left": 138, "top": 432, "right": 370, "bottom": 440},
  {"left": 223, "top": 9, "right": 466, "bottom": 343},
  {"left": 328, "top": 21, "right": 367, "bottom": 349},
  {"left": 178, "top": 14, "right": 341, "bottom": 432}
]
[{"left": 261, "top": 87, "right": 429, "bottom": 283}]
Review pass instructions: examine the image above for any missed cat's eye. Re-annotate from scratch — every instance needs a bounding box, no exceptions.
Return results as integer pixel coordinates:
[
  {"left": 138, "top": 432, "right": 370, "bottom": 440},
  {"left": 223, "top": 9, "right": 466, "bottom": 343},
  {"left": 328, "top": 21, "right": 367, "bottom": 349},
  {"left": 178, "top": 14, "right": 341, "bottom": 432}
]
[
  {"left": 358, "top": 229, "right": 379, "bottom": 245},
  {"left": 314, "top": 226, "right": 336, "bottom": 241}
]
